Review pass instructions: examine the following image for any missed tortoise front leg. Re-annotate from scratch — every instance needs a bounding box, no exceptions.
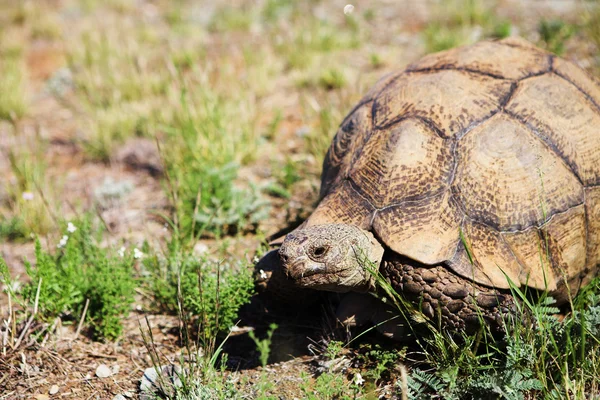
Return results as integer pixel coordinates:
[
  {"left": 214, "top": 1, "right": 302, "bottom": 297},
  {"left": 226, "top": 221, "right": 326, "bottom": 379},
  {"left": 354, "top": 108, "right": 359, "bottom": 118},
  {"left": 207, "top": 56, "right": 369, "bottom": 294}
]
[{"left": 381, "top": 256, "right": 517, "bottom": 332}]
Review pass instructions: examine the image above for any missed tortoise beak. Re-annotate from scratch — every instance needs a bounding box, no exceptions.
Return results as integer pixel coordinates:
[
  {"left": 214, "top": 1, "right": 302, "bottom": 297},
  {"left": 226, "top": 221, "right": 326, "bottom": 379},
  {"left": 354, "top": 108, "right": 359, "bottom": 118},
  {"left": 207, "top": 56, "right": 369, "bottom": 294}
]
[
  {"left": 283, "top": 257, "right": 308, "bottom": 281},
  {"left": 282, "top": 256, "right": 323, "bottom": 281}
]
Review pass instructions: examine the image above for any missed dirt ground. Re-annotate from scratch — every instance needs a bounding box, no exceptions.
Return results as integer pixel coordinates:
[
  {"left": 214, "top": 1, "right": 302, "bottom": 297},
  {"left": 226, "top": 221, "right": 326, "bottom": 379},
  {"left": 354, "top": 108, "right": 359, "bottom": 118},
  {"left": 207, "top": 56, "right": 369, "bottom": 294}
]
[{"left": 1, "top": 0, "right": 599, "bottom": 398}]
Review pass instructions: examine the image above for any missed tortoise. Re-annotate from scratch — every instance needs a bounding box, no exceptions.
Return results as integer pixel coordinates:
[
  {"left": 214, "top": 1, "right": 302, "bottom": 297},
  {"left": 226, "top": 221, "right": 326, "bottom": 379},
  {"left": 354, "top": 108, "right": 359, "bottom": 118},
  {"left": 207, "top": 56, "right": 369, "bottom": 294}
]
[{"left": 256, "top": 37, "right": 600, "bottom": 334}]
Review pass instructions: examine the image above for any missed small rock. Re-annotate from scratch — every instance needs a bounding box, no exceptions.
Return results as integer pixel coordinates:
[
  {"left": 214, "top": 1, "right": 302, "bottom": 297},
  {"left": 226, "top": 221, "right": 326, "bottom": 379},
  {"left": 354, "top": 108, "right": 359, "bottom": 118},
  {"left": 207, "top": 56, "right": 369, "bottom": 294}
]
[
  {"left": 112, "top": 395, "right": 127, "bottom": 400},
  {"left": 193, "top": 242, "right": 209, "bottom": 256},
  {"left": 49, "top": 384, "right": 59, "bottom": 395},
  {"left": 93, "top": 177, "right": 134, "bottom": 209},
  {"left": 140, "top": 365, "right": 182, "bottom": 399},
  {"left": 96, "top": 364, "right": 113, "bottom": 378}
]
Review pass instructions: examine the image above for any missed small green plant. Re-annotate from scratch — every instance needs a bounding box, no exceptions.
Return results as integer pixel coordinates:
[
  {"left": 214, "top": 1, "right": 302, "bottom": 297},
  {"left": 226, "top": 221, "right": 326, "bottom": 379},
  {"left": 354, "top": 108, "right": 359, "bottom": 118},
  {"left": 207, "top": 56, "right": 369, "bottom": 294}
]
[
  {"left": 266, "top": 158, "right": 301, "bottom": 199},
  {"left": 318, "top": 68, "right": 347, "bottom": 90},
  {"left": 248, "top": 323, "right": 278, "bottom": 367},
  {"left": 300, "top": 370, "right": 359, "bottom": 400},
  {"left": 275, "top": 14, "right": 362, "bottom": 70},
  {"left": 142, "top": 236, "right": 255, "bottom": 343},
  {"left": 369, "top": 53, "right": 384, "bottom": 69},
  {"left": 15, "top": 217, "right": 136, "bottom": 340},
  {"left": 0, "top": 215, "right": 29, "bottom": 242},
  {"left": 166, "top": 160, "right": 270, "bottom": 238},
  {"left": 359, "top": 344, "right": 403, "bottom": 384},
  {"left": 325, "top": 340, "right": 344, "bottom": 360},
  {"left": 262, "top": 0, "right": 294, "bottom": 23},
  {"left": 538, "top": 19, "right": 577, "bottom": 55}
]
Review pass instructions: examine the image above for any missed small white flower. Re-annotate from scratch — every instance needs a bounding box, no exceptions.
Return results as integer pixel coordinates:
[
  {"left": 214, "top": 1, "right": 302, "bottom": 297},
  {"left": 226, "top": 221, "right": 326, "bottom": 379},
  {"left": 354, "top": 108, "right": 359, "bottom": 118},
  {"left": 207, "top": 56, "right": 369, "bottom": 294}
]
[
  {"left": 57, "top": 235, "right": 69, "bottom": 249},
  {"left": 22, "top": 191, "right": 34, "bottom": 201},
  {"left": 343, "top": 4, "right": 354, "bottom": 15},
  {"left": 67, "top": 222, "right": 77, "bottom": 233},
  {"left": 133, "top": 248, "right": 144, "bottom": 259},
  {"left": 354, "top": 372, "right": 365, "bottom": 386},
  {"left": 118, "top": 246, "right": 126, "bottom": 258},
  {"left": 259, "top": 269, "right": 268, "bottom": 280}
]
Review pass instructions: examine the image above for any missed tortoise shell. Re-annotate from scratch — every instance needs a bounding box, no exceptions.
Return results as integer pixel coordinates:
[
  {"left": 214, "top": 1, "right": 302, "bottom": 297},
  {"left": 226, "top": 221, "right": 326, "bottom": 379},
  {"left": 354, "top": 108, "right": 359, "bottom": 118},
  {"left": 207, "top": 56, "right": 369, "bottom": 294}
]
[{"left": 305, "top": 37, "right": 600, "bottom": 299}]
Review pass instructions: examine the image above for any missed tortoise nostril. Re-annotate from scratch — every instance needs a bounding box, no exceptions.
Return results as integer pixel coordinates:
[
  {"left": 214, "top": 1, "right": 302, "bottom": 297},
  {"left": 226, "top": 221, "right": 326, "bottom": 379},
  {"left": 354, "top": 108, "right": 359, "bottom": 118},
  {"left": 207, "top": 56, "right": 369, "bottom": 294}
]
[{"left": 279, "top": 252, "right": 289, "bottom": 264}]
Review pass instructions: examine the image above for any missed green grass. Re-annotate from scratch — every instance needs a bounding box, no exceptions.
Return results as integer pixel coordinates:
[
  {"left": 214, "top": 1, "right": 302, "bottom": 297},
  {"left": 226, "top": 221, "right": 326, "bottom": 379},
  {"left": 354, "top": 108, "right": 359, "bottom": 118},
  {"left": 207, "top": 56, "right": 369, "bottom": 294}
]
[
  {"left": 4, "top": 141, "right": 56, "bottom": 237},
  {"left": 538, "top": 18, "right": 577, "bottom": 56},
  {"left": 0, "top": 53, "right": 27, "bottom": 121},
  {"left": 583, "top": 4, "right": 600, "bottom": 74},
  {"left": 422, "top": 0, "right": 512, "bottom": 53},
  {"left": 248, "top": 323, "right": 278, "bottom": 367},
  {"left": 142, "top": 234, "right": 255, "bottom": 343},
  {"left": 361, "top": 251, "right": 600, "bottom": 398},
  {"left": 64, "top": 11, "right": 269, "bottom": 235},
  {"left": 1, "top": 216, "right": 136, "bottom": 340}
]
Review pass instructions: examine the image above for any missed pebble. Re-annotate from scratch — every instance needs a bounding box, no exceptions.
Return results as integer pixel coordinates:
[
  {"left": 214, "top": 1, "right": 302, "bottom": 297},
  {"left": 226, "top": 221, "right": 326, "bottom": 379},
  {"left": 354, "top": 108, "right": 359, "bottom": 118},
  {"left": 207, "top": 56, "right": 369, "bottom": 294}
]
[
  {"left": 96, "top": 364, "right": 113, "bottom": 378},
  {"left": 49, "top": 384, "right": 59, "bottom": 395},
  {"left": 193, "top": 242, "right": 209, "bottom": 256}
]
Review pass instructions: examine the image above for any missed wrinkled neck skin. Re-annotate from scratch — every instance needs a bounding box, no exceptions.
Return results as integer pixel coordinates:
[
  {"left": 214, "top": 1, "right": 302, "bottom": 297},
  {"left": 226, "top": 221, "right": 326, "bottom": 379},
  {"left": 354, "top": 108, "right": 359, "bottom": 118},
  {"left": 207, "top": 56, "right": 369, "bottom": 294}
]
[{"left": 278, "top": 224, "right": 385, "bottom": 293}]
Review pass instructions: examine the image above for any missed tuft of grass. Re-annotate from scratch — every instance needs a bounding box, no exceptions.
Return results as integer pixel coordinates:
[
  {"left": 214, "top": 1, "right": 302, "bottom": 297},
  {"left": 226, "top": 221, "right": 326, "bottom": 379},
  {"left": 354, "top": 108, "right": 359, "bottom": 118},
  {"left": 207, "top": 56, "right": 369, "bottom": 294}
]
[
  {"left": 0, "top": 215, "right": 29, "bottom": 242},
  {"left": 142, "top": 236, "right": 255, "bottom": 343},
  {"left": 584, "top": 4, "right": 600, "bottom": 54},
  {"left": 262, "top": 0, "right": 294, "bottom": 23},
  {"left": 422, "top": 0, "right": 512, "bottom": 53},
  {"left": 65, "top": 28, "right": 170, "bottom": 160},
  {"left": 208, "top": 6, "right": 257, "bottom": 33},
  {"left": 538, "top": 18, "right": 577, "bottom": 56},
  {"left": 162, "top": 82, "right": 269, "bottom": 238},
  {"left": 318, "top": 68, "right": 347, "bottom": 90},
  {"left": 274, "top": 12, "right": 362, "bottom": 71},
  {"left": 139, "top": 234, "right": 255, "bottom": 399},
  {"left": 248, "top": 323, "right": 278, "bottom": 367},
  {"left": 4, "top": 143, "right": 56, "bottom": 237},
  {"left": 302, "top": 98, "right": 355, "bottom": 164},
  {"left": 300, "top": 370, "right": 354, "bottom": 400},
  {"left": 265, "top": 157, "right": 301, "bottom": 199},
  {"left": 30, "top": 13, "right": 62, "bottom": 40},
  {"left": 0, "top": 54, "right": 27, "bottom": 121}
]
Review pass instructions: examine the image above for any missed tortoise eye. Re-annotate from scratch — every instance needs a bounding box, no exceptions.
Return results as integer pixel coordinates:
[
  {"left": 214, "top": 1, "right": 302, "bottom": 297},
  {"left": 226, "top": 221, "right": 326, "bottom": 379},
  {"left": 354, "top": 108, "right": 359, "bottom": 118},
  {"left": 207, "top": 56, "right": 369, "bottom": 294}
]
[{"left": 312, "top": 246, "right": 328, "bottom": 258}]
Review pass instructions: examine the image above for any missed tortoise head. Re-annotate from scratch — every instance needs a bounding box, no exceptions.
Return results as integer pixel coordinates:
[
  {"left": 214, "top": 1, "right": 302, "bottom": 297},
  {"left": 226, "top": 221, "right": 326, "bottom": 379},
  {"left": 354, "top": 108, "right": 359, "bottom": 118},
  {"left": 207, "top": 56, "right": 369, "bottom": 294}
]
[{"left": 279, "top": 224, "right": 385, "bottom": 293}]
